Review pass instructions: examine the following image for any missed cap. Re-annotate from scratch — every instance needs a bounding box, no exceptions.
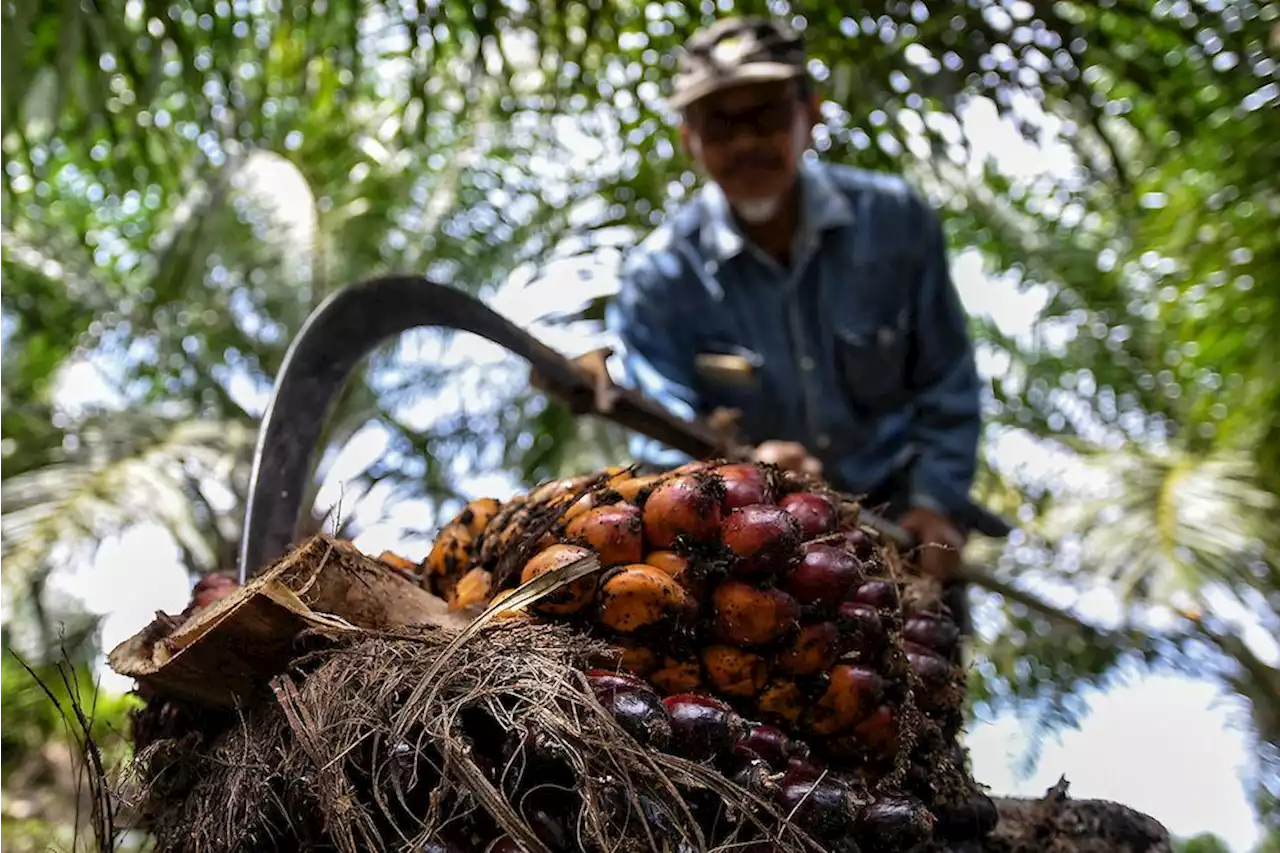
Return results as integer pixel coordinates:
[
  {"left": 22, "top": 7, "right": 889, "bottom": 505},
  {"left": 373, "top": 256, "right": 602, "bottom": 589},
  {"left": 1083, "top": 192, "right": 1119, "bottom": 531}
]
[{"left": 668, "top": 16, "right": 808, "bottom": 110}]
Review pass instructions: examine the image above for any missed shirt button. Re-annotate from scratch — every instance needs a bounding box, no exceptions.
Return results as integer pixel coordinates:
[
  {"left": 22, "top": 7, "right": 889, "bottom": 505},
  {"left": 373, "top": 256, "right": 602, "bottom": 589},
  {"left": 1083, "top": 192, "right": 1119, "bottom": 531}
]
[
  {"left": 800, "top": 356, "right": 816, "bottom": 372},
  {"left": 816, "top": 434, "right": 831, "bottom": 449}
]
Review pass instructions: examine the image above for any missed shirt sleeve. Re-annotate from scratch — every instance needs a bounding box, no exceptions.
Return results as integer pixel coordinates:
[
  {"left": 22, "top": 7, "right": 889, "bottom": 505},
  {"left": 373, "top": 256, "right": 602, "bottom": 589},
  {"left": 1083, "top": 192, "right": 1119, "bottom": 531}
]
[
  {"left": 606, "top": 251, "right": 700, "bottom": 470},
  {"left": 903, "top": 200, "right": 982, "bottom": 525}
]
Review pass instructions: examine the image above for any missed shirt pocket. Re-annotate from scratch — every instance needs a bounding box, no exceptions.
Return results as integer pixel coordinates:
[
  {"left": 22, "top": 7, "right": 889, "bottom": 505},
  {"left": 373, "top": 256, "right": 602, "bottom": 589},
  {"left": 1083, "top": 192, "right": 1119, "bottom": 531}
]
[
  {"left": 833, "top": 308, "right": 911, "bottom": 412},
  {"left": 693, "top": 339, "right": 765, "bottom": 411}
]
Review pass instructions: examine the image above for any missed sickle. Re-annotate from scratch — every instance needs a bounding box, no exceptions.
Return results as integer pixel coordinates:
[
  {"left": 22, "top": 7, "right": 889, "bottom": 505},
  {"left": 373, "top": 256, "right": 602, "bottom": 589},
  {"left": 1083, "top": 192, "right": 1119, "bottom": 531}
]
[
  {"left": 236, "top": 275, "right": 731, "bottom": 582},
  {"left": 238, "top": 276, "right": 1008, "bottom": 582}
]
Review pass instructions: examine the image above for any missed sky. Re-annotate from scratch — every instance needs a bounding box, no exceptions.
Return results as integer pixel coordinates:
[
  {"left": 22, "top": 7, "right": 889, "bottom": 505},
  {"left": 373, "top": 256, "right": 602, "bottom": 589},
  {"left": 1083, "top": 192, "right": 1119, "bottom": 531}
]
[{"left": 26, "top": 44, "right": 1269, "bottom": 852}]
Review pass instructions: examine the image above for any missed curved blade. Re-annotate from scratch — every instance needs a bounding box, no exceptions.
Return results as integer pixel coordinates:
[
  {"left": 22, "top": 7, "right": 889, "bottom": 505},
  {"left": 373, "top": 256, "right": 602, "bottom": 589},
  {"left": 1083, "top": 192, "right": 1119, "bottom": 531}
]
[{"left": 237, "top": 276, "right": 723, "bottom": 581}]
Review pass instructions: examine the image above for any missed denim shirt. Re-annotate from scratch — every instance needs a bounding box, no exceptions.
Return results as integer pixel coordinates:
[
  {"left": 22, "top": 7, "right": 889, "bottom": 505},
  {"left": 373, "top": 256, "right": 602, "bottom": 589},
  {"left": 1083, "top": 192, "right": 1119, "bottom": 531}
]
[{"left": 605, "top": 159, "right": 983, "bottom": 527}]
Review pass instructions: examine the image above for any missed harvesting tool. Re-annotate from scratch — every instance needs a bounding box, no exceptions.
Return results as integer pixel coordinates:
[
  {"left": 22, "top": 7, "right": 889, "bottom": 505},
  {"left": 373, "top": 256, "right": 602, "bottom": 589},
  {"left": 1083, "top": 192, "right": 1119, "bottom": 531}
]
[{"left": 237, "top": 276, "right": 1010, "bottom": 583}]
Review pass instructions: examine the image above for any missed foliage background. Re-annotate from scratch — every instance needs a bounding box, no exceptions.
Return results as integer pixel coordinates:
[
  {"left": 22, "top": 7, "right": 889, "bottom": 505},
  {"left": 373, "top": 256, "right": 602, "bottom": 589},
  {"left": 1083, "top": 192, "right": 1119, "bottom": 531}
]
[{"left": 2, "top": 0, "right": 1277, "bottom": 848}]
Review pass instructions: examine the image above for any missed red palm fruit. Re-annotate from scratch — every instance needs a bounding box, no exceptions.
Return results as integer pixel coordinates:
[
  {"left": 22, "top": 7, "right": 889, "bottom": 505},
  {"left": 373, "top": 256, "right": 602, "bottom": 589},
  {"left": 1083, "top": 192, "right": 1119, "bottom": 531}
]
[
  {"left": 486, "top": 589, "right": 530, "bottom": 621},
  {"left": 712, "top": 581, "right": 800, "bottom": 645},
  {"left": 457, "top": 497, "right": 501, "bottom": 534},
  {"left": 702, "top": 645, "right": 770, "bottom": 697},
  {"left": 903, "top": 611, "right": 961, "bottom": 657},
  {"left": 783, "top": 543, "right": 861, "bottom": 609},
  {"left": 448, "top": 568, "right": 493, "bottom": 611},
  {"left": 519, "top": 544, "right": 597, "bottom": 615},
  {"left": 776, "top": 622, "right": 841, "bottom": 676},
  {"left": 849, "top": 579, "right": 898, "bottom": 608},
  {"left": 662, "top": 693, "right": 746, "bottom": 761},
  {"left": 565, "top": 503, "right": 643, "bottom": 566},
  {"left": 377, "top": 550, "right": 418, "bottom": 574},
  {"left": 721, "top": 505, "right": 803, "bottom": 576},
  {"left": 598, "top": 564, "right": 694, "bottom": 634},
  {"left": 560, "top": 492, "right": 596, "bottom": 524},
  {"left": 835, "top": 601, "right": 885, "bottom": 652},
  {"left": 425, "top": 523, "right": 474, "bottom": 579},
  {"left": 731, "top": 758, "right": 779, "bottom": 800},
  {"left": 778, "top": 492, "right": 838, "bottom": 539},
  {"left": 808, "top": 665, "right": 884, "bottom": 735},
  {"left": 642, "top": 474, "right": 723, "bottom": 548},
  {"left": 611, "top": 473, "right": 663, "bottom": 504},
  {"left": 935, "top": 791, "right": 1001, "bottom": 839},
  {"left": 716, "top": 462, "right": 773, "bottom": 509}
]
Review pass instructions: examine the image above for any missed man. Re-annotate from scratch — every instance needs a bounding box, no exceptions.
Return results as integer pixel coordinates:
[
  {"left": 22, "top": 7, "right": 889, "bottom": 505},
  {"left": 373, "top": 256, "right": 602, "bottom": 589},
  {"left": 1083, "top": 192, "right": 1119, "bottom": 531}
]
[{"left": 605, "top": 16, "right": 993, "bottom": 602}]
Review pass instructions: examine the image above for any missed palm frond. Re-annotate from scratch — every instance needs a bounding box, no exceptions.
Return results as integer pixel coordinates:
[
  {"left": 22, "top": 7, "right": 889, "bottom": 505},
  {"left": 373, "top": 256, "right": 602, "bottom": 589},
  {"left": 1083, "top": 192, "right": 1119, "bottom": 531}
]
[
  {"left": 1, "top": 415, "right": 255, "bottom": 588},
  {"left": 1041, "top": 447, "right": 1278, "bottom": 605}
]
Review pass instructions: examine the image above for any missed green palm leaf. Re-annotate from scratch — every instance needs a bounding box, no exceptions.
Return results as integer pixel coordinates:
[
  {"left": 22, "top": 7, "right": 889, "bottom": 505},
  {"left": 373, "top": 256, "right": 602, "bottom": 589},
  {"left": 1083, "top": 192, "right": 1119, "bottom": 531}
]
[
  {"left": 1, "top": 415, "right": 255, "bottom": 588},
  {"left": 1041, "top": 447, "right": 1277, "bottom": 605}
]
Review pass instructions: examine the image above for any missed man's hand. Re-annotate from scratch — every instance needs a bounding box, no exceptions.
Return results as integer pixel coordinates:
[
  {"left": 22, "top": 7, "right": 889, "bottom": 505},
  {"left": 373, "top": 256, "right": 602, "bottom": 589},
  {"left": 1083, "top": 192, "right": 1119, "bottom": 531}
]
[
  {"left": 897, "top": 506, "right": 967, "bottom": 580},
  {"left": 530, "top": 348, "right": 619, "bottom": 415},
  {"left": 754, "top": 440, "right": 823, "bottom": 477},
  {"left": 529, "top": 365, "right": 550, "bottom": 391}
]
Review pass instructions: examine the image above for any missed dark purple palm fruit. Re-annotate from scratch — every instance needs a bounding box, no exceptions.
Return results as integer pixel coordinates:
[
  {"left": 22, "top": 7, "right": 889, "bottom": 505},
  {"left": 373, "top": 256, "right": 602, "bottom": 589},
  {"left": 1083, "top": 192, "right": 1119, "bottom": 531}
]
[
  {"left": 586, "top": 670, "right": 673, "bottom": 750},
  {"left": 902, "top": 609, "right": 962, "bottom": 659},
  {"left": 835, "top": 600, "right": 885, "bottom": 655},
  {"left": 849, "top": 578, "right": 898, "bottom": 609},
  {"left": 731, "top": 724, "right": 795, "bottom": 772},
  {"left": 934, "top": 789, "right": 1001, "bottom": 839},
  {"left": 784, "top": 543, "right": 862, "bottom": 611},
  {"left": 775, "top": 774, "right": 865, "bottom": 843},
  {"left": 856, "top": 792, "right": 935, "bottom": 849},
  {"left": 662, "top": 694, "right": 747, "bottom": 762}
]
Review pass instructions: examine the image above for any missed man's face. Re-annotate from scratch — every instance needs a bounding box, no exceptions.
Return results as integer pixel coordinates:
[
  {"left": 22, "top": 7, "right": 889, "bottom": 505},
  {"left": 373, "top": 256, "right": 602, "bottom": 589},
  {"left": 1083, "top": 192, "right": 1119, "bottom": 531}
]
[{"left": 680, "top": 80, "right": 817, "bottom": 213}]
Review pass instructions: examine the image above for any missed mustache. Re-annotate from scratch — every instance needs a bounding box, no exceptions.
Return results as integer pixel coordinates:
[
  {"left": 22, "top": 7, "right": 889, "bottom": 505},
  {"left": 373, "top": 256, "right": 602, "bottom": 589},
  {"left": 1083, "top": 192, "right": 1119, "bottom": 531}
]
[{"left": 730, "top": 149, "right": 785, "bottom": 171}]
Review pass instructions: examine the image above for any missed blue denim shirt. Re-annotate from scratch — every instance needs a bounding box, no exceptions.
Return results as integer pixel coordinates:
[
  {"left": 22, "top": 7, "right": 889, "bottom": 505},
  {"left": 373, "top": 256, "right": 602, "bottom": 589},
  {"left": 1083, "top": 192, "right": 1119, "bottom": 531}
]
[{"left": 605, "top": 159, "right": 983, "bottom": 527}]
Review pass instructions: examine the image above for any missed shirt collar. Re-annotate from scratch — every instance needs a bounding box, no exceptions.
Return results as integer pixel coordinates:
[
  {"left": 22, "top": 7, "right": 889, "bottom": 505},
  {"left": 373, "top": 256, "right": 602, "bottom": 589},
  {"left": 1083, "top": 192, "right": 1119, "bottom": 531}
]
[{"left": 698, "top": 159, "right": 856, "bottom": 264}]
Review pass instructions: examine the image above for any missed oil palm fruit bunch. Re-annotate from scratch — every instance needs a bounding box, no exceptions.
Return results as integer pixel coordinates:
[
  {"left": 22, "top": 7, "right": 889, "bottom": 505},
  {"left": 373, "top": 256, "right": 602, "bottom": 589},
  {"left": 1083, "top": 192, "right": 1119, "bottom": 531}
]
[{"left": 420, "top": 460, "right": 994, "bottom": 845}]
